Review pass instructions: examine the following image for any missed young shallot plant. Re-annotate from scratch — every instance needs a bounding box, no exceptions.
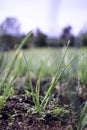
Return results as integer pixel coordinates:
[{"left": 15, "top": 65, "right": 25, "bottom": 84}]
[
  {"left": 23, "top": 40, "right": 79, "bottom": 112},
  {"left": 41, "top": 42, "right": 79, "bottom": 109},
  {"left": 23, "top": 51, "right": 49, "bottom": 112}
]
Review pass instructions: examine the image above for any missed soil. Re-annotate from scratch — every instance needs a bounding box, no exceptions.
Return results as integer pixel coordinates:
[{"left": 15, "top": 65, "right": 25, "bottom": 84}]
[{"left": 0, "top": 77, "right": 87, "bottom": 130}]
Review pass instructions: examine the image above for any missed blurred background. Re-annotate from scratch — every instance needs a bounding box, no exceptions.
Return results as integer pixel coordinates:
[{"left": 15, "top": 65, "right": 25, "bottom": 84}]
[{"left": 0, "top": 0, "right": 87, "bottom": 50}]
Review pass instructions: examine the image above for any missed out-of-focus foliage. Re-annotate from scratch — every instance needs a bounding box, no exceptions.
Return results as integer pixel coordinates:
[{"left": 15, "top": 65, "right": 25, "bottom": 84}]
[
  {"left": 0, "top": 17, "right": 20, "bottom": 36},
  {"left": 0, "top": 34, "right": 23, "bottom": 51},
  {"left": 0, "top": 17, "right": 87, "bottom": 51},
  {"left": 33, "top": 29, "right": 47, "bottom": 47},
  {"left": 0, "top": 17, "right": 24, "bottom": 51},
  {"left": 81, "top": 32, "right": 87, "bottom": 46},
  {"left": 59, "top": 26, "right": 75, "bottom": 46}
]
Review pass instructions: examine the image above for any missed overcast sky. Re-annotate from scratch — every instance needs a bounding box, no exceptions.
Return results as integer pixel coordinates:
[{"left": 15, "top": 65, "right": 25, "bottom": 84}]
[{"left": 0, "top": 0, "right": 87, "bottom": 37}]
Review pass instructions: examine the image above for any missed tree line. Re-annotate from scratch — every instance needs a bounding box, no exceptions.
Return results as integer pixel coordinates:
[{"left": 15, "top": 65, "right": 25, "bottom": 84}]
[{"left": 0, "top": 17, "right": 87, "bottom": 51}]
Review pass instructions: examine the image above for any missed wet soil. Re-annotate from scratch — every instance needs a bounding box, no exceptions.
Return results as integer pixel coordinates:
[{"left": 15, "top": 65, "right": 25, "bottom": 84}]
[{"left": 0, "top": 77, "right": 86, "bottom": 130}]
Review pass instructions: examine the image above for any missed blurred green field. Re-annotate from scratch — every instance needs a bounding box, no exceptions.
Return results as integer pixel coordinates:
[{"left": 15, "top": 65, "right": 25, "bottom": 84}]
[{"left": 1, "top": 47, "right": 87, "bottom": 84}]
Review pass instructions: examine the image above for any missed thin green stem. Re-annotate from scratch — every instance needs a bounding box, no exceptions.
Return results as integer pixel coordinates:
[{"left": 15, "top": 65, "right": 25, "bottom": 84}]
[{"left": 22, "top": 52, "right": 37, "bottom": 107}]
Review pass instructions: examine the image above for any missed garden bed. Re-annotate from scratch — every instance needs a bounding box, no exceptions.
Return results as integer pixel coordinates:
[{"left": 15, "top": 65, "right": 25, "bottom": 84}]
[{"left": 0, "top": 77, "right": 86, "bottom": 130}]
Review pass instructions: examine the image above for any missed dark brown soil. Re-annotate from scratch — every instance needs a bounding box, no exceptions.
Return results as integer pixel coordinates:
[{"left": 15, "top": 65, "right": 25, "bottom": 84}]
[{"left": 0, "top": 77, "right": 86, "bottom": 130}]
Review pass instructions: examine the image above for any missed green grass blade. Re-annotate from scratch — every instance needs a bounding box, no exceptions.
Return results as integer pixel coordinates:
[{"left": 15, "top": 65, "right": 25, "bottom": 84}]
[
  {"left": 77, "top": 101, "right": 87, "bottom": 130},
  {"left": 35, "top": 56, "right": 49, "bottom": 110},
  {"left": 0, "top": 31, "right": 32, "bottom": 92},
  {"left": 81, "top": 119, "right": 87, "bottom": 130},
  {"left": 0, "top": 54, "right": 7, "bottom": 74},
  {"left": 81, "top": 115, "right": 87, "bottom": 126},
  {"left": 54, "top": 41, "right": 70, "bottom": 80}
]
